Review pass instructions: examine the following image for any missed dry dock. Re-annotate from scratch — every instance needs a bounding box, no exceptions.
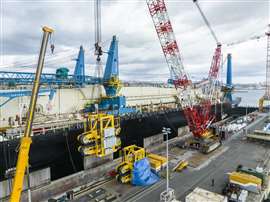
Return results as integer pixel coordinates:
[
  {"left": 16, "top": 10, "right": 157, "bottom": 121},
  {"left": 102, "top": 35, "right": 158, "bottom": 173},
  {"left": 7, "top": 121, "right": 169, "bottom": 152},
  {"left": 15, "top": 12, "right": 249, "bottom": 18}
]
[
  {"left": 33, "top": 112, "right": 270, "bottom": 202},
  {"left": 123, "top": 113, "right": 270, "bottom": 202}
]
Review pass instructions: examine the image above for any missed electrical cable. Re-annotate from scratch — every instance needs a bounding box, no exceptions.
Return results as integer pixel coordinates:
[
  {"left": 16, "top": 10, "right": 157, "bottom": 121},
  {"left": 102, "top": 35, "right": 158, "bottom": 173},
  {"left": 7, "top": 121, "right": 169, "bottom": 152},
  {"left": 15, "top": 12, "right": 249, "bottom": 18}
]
[{"left": 64, "top": 131, "right": 77, "bottom": 172}]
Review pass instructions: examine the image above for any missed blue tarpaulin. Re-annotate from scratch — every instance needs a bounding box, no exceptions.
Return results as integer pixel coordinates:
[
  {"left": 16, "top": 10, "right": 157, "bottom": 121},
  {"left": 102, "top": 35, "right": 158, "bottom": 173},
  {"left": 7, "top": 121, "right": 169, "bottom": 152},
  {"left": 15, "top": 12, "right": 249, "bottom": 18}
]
[{"left": 131, "top": 158, "right": 160, "bottom": 186}]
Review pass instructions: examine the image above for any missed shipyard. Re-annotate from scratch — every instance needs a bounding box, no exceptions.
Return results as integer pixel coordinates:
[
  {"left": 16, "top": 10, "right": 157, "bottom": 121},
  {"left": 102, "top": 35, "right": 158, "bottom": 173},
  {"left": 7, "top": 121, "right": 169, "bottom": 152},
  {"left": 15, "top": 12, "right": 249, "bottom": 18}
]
[{"left": 0, "top": 0, "right": 269, "bottom": 202}]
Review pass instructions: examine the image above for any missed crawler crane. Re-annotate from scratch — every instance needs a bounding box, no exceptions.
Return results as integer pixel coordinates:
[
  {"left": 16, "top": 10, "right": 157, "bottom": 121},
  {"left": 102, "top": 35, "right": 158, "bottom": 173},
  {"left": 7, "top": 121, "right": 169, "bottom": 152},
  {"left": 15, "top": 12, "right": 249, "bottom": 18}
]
[{"left": 146, "top": 0, "right": 222, "bottom": 153}]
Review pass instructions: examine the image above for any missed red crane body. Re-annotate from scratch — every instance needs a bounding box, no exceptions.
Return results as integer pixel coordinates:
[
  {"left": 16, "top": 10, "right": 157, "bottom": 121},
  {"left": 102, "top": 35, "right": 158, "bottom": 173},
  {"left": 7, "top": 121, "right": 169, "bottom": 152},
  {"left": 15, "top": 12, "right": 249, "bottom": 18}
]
[
  {"left": 146, "top": 0, "right": 221, "bottom": 138},
  {"left": 146, "top": 0, "right": 222, "bottom": 139}
]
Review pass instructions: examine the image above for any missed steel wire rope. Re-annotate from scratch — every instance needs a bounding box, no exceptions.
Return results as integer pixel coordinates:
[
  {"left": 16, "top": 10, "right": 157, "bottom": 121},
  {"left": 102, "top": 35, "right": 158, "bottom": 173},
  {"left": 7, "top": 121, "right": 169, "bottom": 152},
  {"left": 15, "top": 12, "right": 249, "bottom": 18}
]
[{"left": 64, "top": 130, "right": 77, "bottom": 172}]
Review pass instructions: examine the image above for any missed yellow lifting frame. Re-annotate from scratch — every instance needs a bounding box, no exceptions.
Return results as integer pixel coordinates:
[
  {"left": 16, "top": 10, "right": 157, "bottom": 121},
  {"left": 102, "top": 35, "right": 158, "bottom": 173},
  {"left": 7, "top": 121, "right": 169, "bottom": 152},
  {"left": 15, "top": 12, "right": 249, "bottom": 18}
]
[
  {"left": 123, "top": 145, "right": 145, "bottom": 164},
  {"left": 79, "top": 113, "right": 120, "bottom": 157}
]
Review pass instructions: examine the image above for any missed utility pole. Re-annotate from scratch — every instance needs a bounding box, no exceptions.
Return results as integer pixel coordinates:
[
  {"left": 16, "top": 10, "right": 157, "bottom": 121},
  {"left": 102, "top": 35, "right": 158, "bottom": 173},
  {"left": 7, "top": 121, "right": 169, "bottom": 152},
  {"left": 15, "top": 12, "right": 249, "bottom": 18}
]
[
  {"left": 245, "top": 104, "right": 248, "bottom": 136},
  {"left": 164, "top": 127, "right": 170, "bottom": 192},
  {"left": 160, "top": 127, "right": 178, "bottom": 202},
  {"left": 265, "top": 25, "right": 270, "bottom": 100}
]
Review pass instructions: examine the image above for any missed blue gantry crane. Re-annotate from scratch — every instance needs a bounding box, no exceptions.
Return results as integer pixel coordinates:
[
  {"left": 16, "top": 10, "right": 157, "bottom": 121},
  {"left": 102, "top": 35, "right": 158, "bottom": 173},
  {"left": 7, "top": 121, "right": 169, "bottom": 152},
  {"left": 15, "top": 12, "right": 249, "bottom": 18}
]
[
  {"left": 84, "top": 36, "right": 136, "bottom": 115},
  {"left": 103, "top": 36, "right": 120, "bottom": 97},
  {"left": 0, "top": 46, "right": 99, "bottom": 86},
  {"left": 0, "top": 46, "right": 99, "bottom": 107}
]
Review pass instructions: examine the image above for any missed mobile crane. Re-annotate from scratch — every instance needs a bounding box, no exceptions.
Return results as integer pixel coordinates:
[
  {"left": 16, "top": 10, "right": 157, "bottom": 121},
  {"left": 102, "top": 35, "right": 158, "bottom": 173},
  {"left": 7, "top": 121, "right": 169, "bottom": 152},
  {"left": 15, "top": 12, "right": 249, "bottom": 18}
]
[
  {"left": 9, "top": 26, "right": 54, "bottom": 202},
  {"left": 146, "top": 0, "right": 222, "bottom": 153}
]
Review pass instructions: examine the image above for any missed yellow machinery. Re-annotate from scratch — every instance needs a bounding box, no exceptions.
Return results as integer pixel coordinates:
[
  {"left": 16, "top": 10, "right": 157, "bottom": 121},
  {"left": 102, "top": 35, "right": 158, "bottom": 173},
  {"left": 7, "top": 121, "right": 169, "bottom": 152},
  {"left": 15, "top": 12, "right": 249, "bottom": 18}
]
[
  {"left": 78, "top": 113, "right": 121, "bottom": 157},
  {"left": 116, "top": 145, "right": 145, "bottom": 183},
  {"left": 147, "top": 153, "right": 167, "bottom": 172},
  {"left": 10, "top": 26, "right": 54, "bottom": 202},
  {"left": 187, "top": 131, "right": 221, "bottom": 154},
  {"left": 229, "top": 171, "right": 262, "bottom": 190},
  {"left": 173, "top": 160, "right": 188, "bottom": 172},
  {"left": 148, "top": 158, "right": 162, "bottom": 172},
  {"left": 229, "top": 172, "right": 262, "bottom": 186},
  {"left": 259, "top": 97, "right": 265, "bottom": 112},
  {"left": 259, "top": 96, "right": 270, "bottom": 112},
  {"left": 104, "top": 76, "right": 122, "bottom": 96},
  {"left": 116, "top": 145, "right": 167, "bottom": 183}
]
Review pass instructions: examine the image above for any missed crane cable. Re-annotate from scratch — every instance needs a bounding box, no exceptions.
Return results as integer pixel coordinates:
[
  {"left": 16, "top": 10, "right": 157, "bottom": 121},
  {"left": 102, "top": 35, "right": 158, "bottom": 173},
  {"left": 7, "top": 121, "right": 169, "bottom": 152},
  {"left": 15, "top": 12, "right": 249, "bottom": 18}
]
[
  {"left": 226, "top": 34, "right": 265, "bottom": 47},
  {"left": 193, "top": 0, "right": 219, "bottom": 44}
]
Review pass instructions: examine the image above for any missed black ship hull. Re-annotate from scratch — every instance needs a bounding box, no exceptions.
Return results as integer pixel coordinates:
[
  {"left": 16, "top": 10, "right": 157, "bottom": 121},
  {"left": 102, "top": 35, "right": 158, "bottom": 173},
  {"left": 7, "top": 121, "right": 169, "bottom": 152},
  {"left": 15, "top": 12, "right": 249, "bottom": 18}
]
[{"left": 0, "top": 104, "right": 257, "bottom": 181}]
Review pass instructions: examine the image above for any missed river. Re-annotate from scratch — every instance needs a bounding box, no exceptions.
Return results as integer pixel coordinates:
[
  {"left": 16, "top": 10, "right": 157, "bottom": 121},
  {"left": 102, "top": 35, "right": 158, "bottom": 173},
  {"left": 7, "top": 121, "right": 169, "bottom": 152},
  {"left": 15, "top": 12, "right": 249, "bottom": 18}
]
[{"left": 234, "top": 89, "right": 264, "bottom": 107}]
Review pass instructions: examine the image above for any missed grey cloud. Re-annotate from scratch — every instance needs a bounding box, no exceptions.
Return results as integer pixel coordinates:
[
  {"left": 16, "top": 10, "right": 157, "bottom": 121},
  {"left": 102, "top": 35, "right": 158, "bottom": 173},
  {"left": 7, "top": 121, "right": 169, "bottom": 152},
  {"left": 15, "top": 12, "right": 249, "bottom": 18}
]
[{"left": 0, "top": 0, "right": 269, "bottom": 83}]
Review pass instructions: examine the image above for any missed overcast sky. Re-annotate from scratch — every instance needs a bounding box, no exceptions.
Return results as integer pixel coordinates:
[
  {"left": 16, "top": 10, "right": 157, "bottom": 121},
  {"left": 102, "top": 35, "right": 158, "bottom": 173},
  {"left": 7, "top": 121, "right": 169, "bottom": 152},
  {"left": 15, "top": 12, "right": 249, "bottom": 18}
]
[{"left": 0, "top": 0, "right": 269, "bottom": 83}]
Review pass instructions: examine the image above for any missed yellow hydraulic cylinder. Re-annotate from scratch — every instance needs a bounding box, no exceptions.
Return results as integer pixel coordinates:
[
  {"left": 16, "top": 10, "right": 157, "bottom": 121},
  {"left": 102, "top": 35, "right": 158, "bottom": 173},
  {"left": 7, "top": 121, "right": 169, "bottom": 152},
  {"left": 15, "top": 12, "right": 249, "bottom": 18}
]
[{"left": 10, "top": 26, "right": 54, "bottom": 202}]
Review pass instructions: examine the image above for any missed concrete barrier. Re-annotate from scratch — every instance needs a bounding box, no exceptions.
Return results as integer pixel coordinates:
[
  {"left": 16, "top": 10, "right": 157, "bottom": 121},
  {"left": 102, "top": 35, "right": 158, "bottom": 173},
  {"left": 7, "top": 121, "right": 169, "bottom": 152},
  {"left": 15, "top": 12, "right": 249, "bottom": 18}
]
[
  {"left": 83, "top": 154, "right": 113, "bottom": 170},
  {"left": 144, "top": 133, "right": 163, "bottom": 148},
  {"left": 0, "top": 167, "right": 50, "bottom": 200}
]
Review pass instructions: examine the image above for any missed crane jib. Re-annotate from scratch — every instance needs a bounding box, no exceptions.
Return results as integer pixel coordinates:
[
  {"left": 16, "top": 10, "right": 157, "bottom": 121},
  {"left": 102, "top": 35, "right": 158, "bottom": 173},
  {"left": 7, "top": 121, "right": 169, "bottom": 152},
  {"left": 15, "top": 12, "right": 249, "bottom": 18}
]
[
  {"left": 146, "top": 0, "right": 190, "bottom": 88},
  {"left": 146, "top": 0, "right": 219, "bottom": 138}
]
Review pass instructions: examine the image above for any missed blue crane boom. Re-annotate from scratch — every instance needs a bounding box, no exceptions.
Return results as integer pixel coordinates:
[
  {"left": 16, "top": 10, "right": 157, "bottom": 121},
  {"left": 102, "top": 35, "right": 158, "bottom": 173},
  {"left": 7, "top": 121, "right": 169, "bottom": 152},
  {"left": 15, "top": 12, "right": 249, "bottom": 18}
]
[
  {"left": 224, "top": 53, "right": 233, "bottom": 103},
  {"left": 226, "top": 54, "right": 232, "bottom": 88},
  {"left": 103, "top": 35, "right": 121, "bottom": 97},
  {"left": 84, "top": 35, "right": 136, "bottom": 115},
  {"left": 73, "top": 46, "right": 86, "bottom": 84},
  {"left": 103, "top": 36, "right": 119, "bottom": 82},
  {"left": 222, "top": 53, "right": 241, "bottom": 106}
]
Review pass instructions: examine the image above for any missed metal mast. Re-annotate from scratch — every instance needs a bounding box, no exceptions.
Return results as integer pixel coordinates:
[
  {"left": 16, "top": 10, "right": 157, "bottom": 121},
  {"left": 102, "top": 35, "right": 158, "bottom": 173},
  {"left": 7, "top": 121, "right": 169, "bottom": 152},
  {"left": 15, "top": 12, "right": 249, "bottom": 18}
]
[
  {"left": 265, "top": 24, "right": 270, "bottom": 98},
  {"left": 94, "top": 0, "right": 103, "bottom": 79},
  {"left": 93, "top": 0, "right": 103, "bottom": 98},
  {"left": 94, "top": 0, "right": 102, "bottom": 59}
]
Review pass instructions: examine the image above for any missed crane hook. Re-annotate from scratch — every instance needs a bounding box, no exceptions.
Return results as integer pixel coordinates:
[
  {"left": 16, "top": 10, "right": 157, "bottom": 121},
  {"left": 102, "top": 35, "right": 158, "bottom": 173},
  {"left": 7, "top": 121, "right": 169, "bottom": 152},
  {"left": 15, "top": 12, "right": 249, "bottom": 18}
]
[
  {"left": 49, "top": 33, "right": 55, "bottom": 54},
  {"left": 50, "top": 44, "right": 55, "bottom": 54}
]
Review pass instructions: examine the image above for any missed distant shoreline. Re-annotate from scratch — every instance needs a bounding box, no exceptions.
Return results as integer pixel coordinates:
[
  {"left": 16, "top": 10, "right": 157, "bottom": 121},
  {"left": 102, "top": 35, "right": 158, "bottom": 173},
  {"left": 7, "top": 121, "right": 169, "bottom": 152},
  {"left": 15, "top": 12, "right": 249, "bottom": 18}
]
[{"left": 234, "top": 89, "right": 264, "bottom": 92}]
